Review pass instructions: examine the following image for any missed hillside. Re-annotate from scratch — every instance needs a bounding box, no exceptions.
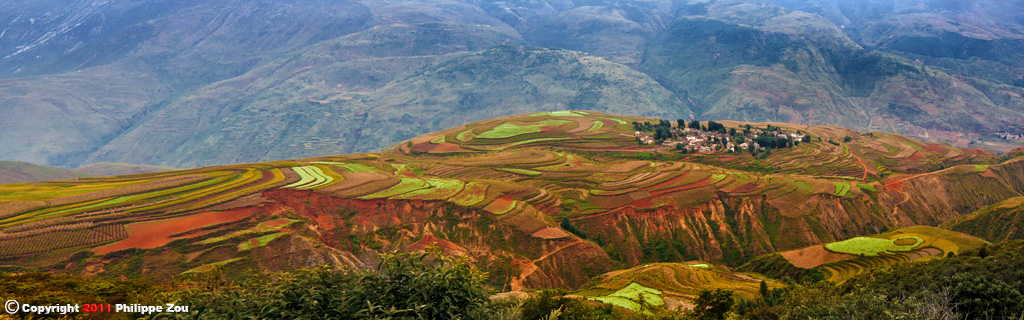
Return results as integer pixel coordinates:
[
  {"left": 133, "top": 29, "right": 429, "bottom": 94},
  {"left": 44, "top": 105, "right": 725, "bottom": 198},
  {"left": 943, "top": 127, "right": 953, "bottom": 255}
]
[
  {"left": 946, "top": 196, "right": 1024, "bottom": 242},
  {"left": 1, "top": 112, "right": 1021, "bottom": 295},
  {"left": 0, "top": 161, "right": 88, "bottom": 183},
  {"left": 0, "top": 161, "right": 173, "bottom": 184},
  {"left": 1, "top": 0, "right": 1022, "bottom": 168}
]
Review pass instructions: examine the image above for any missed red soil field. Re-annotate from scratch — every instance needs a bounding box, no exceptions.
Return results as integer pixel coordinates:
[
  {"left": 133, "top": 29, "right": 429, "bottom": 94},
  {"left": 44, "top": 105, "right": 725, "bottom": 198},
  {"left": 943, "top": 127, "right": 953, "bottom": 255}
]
[
  {"left": 93, "top": 207, "right": 258, "bottom": 254},
  {"left": 923, "top": 144, "right": 945, "bottom": 153},
  {"left": 907, "top": 151, "right": 926, "bottom": 161},
  {"left": 780, "top": 245, "right": 856, "bottom": 268},
  {"left": 431, "top": 143, "right": 469, "bottom": 153},
  {"left": 413, "top": 142, "right": 435, "bottom": 153},
  {"left": 728, "top": 183, "right": 760, "bottom": 193}
]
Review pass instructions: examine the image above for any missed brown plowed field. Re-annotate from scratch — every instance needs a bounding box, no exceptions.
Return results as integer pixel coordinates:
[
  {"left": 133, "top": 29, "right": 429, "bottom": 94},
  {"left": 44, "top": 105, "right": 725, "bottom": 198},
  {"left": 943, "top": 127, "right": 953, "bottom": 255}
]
[{"left": 780, "top": 244, "right": 856, "bottom": 268}]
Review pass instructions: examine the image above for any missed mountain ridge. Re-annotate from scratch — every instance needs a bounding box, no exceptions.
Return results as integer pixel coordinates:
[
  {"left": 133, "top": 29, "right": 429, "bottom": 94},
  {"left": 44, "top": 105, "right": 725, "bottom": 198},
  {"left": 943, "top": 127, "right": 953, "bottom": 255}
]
[{"left": 1, "top": 0, "right": 1022, "bottom": 168}]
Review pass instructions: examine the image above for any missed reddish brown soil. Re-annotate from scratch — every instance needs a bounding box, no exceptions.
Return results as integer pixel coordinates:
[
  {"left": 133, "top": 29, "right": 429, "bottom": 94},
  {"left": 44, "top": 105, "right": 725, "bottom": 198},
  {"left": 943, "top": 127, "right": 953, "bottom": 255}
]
[
  {"left": 413, "top": 142, "right": 435, "bottom": 153},
  {"left": 780, "top": 245, "right": 855, "bottom": 268},
  {"left": 407, "top": 234, "right": 470, "bottom": 256},
  {"left": 260, "top": 218, "right": 292, "bottom": 229},
  {"left": 923, "top": 144, "right": 945, "bottom": 153},
  {"left": 530, "top": 227, "right": 571, "bottom": 239},
  {"left": 907, "top": 151, "right": 926, "bottom": 161},
  {"left": 93, "top": 207, "right": 258, "bottom": 254},
  {"left": 431, "top": 143, "right": 469, "bottom": 153},
  {"left": 728, "top": 183, "right": 760, "bottom": 193}
]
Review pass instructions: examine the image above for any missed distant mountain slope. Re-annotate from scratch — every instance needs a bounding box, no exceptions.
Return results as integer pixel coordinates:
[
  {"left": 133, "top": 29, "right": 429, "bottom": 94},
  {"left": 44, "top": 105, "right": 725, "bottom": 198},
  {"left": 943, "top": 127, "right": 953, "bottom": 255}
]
[
  {"left": 0, "top": 161, "right": 87, "bottom": 183},
  {"left": 86, "top": 46, "right": 692, "bottom": 168},
  {"left": 1, "top": 0, "right": 1021, "bottom": 168},
  {"left": 72, "top": 163, "right": 175, "bottom": 177},
  {"left": 0, "top": 161, "right": 172, "bottom": 183}
]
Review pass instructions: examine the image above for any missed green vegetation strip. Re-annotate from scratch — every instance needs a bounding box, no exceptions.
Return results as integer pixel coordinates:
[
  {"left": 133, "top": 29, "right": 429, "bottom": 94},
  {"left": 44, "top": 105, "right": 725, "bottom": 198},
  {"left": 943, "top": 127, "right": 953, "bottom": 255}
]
[
  {"left": 585, "top": 121, "right": 604, "bottom": 133},
  {"left": 824, "top": 236, "right": 924, "bottom": 256},
  {"left": 238, "top": 233, "right": 288, "bottom": 251},
  {"left": 497, "top": 168, "right": 543, "bottom": 176}
]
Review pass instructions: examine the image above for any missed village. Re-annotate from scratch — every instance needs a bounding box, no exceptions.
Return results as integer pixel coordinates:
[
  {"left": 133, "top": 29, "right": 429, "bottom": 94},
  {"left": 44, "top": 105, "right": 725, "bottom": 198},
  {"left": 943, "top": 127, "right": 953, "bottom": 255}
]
[{"left": 633, "top": 120, "right": 807, "bottom": 154}]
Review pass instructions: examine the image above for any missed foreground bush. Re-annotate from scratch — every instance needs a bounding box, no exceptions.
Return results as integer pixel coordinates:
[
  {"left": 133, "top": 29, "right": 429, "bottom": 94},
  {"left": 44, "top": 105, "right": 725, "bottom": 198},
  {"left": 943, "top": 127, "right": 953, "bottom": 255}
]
[{"left": 173, "top": 247, "right": 488, "bottom": 319}]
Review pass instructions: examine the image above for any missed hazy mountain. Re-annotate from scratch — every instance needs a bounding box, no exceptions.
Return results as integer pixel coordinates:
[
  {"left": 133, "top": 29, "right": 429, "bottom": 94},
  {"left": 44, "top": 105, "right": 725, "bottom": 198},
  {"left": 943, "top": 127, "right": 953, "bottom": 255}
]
[{"left": 1, "top": 0, "right": 1022, "bottom": 168}]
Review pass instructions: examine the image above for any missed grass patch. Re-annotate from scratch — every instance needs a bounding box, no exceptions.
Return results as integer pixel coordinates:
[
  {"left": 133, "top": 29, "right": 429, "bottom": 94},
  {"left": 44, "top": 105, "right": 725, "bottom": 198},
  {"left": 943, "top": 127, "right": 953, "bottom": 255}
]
[{"left": 585, "top": 121, "right": 604, "bottom": 133}]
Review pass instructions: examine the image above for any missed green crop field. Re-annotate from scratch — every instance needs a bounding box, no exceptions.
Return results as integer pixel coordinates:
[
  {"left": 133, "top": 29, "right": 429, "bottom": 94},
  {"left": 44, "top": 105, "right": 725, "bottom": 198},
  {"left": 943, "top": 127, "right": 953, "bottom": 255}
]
[
  {"left": 589, "top": 283, "right": 664, "bottom": 314},
  {"left": 475, "top": 120, "right": 571, "bottom": 139},
  {"left": 824, "top": 236, "right": 923, "bottom": 256}
]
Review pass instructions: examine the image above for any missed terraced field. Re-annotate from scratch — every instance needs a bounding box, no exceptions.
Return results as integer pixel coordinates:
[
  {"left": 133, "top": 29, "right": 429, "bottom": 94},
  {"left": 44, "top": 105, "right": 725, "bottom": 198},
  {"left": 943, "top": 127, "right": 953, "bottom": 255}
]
[
  {"left": 577, "top": 263, "right": 780, "bottom": 312},
  {"left": 0, "top": 111, "right": 1019, "bottom": 297},
  {"left": 775, "top": 226, "right": 988, "bottom": 283}
]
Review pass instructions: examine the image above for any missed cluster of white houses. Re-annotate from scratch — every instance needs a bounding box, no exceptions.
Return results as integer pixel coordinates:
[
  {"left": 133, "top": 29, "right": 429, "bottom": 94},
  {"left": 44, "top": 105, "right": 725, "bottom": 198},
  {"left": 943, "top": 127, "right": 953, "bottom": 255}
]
[{"left": 634, "top": 127, "right": 806, "bottom": 154}]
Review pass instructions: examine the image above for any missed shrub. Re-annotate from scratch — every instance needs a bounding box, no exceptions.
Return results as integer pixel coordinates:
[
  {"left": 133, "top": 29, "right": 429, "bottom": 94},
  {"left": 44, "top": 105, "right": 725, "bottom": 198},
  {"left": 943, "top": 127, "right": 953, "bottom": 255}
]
[
  {"left": 691, "top": 289, "right": 734, "bottom": 320},
  {"left": 175, "top": 247, "right": 488, "bottom": 319}
]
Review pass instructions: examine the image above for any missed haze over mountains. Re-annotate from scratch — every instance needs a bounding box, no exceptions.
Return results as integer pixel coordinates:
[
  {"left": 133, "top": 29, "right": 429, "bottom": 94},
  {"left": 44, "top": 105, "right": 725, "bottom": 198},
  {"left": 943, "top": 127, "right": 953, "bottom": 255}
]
[{"left": 1, "top": 0, "right": 1022, "bottom": 168}]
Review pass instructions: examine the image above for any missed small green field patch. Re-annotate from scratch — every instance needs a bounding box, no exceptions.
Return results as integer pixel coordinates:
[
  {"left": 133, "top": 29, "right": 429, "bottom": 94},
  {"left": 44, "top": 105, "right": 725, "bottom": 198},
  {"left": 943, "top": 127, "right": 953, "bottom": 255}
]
[
  {"left": 585, "top": 121, "right": 604, "bottom": 133},
  {"left": 858, "top": 183, "right": 876, "bottom": 192},
  {"left": 824, "top": 236, "right": 924, "bottom": 256},
  {"left": 832, "top": 182, "right": 851, "bottom": 197},
  {"left": 476, "top": 120, "right": 571, "bottom": 139}
]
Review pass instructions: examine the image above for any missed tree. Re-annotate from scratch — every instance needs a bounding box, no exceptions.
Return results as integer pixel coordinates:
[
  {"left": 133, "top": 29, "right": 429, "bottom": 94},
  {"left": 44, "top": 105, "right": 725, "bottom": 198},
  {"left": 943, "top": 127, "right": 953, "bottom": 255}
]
[
  {"left": 843, "top": 135, "right": 853, "bottom": 143},
  {"left": 692, "top": 289, "right": 734, "bottom": 320},
  {"left": 677, "top": 119, "right": 685, "bottom": 128},
  {"left": 759, "top": 281, "right": 769, "bottom": 298},
  {"left": 729, "top": 128, "right": 737, "bottom": 136},
  {"left": 801, "top": 135, "right": 811, "bottom": 143},
  {"left": 560, "top": 217, "right": 587, "bottom": 239},
  {"left": 689, "top": 120, "right": 701, "bottom": 129}
]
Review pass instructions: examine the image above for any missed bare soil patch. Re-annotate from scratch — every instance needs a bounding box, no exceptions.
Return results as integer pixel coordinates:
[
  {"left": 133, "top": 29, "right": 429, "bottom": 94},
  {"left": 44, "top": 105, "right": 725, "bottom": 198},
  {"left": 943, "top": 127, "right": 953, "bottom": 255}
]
[{"left": 780, "top": 244, "right": 856, "bottom": 268}]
